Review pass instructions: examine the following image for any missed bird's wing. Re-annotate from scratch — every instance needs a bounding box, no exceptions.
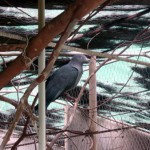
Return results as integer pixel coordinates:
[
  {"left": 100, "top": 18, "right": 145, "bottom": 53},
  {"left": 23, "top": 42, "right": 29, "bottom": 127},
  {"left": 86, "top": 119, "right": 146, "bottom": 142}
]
[{"left": 46, "top": 64, "right": 78, "bottom": 107}]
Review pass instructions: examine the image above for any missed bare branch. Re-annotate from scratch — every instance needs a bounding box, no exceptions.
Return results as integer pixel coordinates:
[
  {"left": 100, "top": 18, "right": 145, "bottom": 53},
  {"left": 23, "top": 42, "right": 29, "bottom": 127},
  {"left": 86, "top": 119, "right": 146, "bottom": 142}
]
[{"left": 0, "top": 95, "right": 18, "bottom": 108}]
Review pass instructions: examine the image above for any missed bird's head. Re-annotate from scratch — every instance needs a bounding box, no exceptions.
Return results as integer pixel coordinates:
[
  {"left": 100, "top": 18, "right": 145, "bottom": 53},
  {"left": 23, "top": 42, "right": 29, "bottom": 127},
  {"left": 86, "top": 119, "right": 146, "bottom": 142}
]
[{"left": 71, "top": 54, "right": 90, "bottom": 64}]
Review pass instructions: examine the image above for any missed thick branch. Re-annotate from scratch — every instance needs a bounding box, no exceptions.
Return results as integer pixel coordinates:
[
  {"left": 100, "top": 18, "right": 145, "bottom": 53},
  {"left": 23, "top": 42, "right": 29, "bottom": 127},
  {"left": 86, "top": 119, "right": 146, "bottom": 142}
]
[{"left": 0, "top": 0, "right": 107, "bottom": 89}]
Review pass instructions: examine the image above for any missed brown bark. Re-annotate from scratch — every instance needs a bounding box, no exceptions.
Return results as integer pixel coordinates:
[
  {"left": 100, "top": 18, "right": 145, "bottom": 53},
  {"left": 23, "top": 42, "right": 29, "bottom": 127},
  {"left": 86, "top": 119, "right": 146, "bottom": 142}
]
[{"left": 0, "top": 0, "right": 107, "bottom": 89}]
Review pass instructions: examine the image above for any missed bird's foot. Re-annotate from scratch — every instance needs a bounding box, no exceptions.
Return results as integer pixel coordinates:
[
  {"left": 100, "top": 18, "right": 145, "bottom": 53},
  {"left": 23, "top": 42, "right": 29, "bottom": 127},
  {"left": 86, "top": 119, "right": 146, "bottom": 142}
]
[{"left": 64, "top": 93, "right": 76, "bottom": 102}]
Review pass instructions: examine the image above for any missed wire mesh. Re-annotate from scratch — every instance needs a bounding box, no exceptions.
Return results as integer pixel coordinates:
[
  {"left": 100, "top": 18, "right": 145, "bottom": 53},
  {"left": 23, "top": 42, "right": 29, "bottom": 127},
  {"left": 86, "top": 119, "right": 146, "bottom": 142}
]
[{"left": 0, "top": 4, "right": 150, "bottom": 150}]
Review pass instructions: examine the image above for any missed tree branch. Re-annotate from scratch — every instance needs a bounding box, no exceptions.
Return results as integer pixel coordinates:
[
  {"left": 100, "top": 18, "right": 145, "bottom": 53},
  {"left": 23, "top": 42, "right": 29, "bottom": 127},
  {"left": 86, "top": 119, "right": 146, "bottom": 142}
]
[
  {"left": 0, "top": 0, "right": 107, "bottom": 89},
  {"left": 0, "top": 95, "right": 18, "bottom": 108}
]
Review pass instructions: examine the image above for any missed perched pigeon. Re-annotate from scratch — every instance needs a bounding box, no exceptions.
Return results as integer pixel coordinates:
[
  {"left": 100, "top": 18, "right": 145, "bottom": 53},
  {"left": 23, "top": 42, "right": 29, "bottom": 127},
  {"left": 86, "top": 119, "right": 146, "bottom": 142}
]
[{"left": 35, "top": 54, "right": 89, "bottom": 110}]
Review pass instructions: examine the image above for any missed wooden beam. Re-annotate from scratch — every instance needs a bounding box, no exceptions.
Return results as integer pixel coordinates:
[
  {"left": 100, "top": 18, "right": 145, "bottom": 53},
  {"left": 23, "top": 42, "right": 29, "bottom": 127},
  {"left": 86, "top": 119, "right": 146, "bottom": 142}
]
[{"left": 89, "top": 56, "right": 97, "bottom": 150}]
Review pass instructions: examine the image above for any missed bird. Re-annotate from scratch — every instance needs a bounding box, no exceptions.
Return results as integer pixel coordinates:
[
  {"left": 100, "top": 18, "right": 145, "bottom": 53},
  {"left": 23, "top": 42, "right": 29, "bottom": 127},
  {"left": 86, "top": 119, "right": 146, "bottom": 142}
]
[{"left": 35, "top": 54, "right": 89, "bottom": 111}]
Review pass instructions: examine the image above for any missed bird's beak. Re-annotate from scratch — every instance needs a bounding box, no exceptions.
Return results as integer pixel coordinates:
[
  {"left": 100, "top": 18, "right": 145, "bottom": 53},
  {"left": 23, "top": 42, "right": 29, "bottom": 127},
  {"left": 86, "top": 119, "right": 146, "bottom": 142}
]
[{"left": 85, "top": 56, "right": 90, "bottom": 63}]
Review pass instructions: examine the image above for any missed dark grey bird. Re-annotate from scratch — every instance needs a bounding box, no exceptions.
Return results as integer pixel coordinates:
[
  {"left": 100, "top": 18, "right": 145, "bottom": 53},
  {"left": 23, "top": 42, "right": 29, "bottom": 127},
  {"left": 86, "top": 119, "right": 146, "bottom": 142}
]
[{"left": 35, "top": 54, "right": 89, "bottom": 110}]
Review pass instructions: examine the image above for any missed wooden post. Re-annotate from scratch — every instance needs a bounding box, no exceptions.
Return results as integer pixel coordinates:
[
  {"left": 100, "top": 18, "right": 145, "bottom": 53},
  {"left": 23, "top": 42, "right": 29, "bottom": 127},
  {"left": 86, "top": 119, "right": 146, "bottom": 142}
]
[{"left": 89, "top": 56, "right": 97, "bottom": 150}]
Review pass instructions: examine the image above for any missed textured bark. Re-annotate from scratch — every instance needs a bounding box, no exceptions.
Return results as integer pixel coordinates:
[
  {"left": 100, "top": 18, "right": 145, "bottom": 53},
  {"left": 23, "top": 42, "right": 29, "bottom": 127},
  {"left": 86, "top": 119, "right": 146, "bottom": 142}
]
[{"left": 0, "top": 0, "right": 107, "bottom": 88}]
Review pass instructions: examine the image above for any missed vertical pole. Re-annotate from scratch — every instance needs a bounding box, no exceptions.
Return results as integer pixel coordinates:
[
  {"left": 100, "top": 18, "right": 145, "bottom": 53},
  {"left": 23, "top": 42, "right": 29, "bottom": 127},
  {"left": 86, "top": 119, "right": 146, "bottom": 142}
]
[
  {"left": 64, "top": 105, "right": 69, "bottom": 150},
  {"left": 38, "top": 0, "right": 46, "bottom": 149},
  {"left": 89, "top": 56, "right": 97, "bottom": 150}
]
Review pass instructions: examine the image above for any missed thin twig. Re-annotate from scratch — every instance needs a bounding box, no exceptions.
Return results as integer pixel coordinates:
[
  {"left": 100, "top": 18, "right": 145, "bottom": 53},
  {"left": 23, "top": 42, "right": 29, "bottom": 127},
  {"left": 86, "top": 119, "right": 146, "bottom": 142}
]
[{"left": 11, "top": 94, "right": 38, "bottom": 150}]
